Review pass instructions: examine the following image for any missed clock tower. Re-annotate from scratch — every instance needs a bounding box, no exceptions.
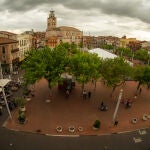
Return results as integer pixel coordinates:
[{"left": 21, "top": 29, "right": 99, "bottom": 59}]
[{"left": 47, "top": 10, "right": 57, "bottom": 31}]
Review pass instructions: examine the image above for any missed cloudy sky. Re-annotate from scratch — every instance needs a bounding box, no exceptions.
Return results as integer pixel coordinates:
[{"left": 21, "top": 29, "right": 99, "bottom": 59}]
[{"left": 0, "top": 0, "right": 150, "bottom": 41}]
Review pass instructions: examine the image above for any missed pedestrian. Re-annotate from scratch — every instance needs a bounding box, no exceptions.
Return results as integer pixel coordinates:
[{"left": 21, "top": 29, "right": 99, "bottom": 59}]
[
  {"left": 139, "top": 88, "right": 142, "bottom": 94},
  {"left": 147, "top": 82, "right": 150, "bottom": 89},
  {"left": 66, "top": 90, "right": 70, "bottom": 98},
  {"left": 88, "top": 91, "right": 91, "bottom": 99},
  {"left": 83, "top": 90, "right": 87, "bottom": 100},
  {"left": 114, "top": 120, "right": 118, "bottom": 126},
  {"left": 101, "top": 101, "right": 104, "bottom": 106}
]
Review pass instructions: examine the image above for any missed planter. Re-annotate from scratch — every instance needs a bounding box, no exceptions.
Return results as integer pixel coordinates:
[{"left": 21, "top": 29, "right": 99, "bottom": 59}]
[
  {"left": 56, "top": 126, "right": 63, "bottom": 133},
  {"left": 142, "top": 114, "right": 150, "bottom": 121},
  {"left": 69, "top": 126, "right": 75, "bottom": 133},
  {"left": 93, "top": 127, "right": 99, "bottom": 130},
  {"left": 93, "top": 120, "right": 101, "bottom": 129},
  {"left": 131, "top": 118, "right": 138, "bottom": 124},
  {"left": 78, "top": 126, "right": 83, "bottom": 132},
  {"left": 19, "top": 106, "right": 26, "bottom": 112},
  {"left": 18, "top": 112, "right": 27, "bottom": 124}
]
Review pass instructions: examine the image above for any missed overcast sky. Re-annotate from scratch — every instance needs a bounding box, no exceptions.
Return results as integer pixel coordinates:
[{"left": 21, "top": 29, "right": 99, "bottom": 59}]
[{"left": 0, "top": 0, "right": 150, "bottom": 41}]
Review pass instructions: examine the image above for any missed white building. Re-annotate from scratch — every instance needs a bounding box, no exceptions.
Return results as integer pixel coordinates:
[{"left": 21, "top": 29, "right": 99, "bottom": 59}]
[{"left": 17, "top": 33, "right": 33, "bottom": 61}]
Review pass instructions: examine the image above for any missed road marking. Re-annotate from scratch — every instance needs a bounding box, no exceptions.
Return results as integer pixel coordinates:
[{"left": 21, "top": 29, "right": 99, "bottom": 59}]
[
  {"left": 138, "top": 129, "right": 147, "bottom": 135},
  {"left": 133, "top": 137, "right": 142, "bottom": 143}
]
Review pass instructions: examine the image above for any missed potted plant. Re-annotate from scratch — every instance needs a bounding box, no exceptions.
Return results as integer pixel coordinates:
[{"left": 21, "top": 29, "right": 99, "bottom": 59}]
[
  {"left": 93, "top": 120, "right": 101, "bottom": 130},
  {"left": 14, "top": 97, "right": 26, "bottom": 112},
  {"left": 18, "top": 111, "right": 26, "bottom": 124}
]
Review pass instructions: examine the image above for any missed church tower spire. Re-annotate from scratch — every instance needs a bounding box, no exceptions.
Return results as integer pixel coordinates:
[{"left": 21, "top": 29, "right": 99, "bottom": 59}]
[{"left": 47, "top": 10, "right": 57, "bottom": 31}]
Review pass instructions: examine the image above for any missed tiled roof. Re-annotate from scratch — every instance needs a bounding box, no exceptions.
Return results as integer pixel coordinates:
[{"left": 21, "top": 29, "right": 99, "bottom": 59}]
[
  {"left": 0, "top": 31, "right": 17, "bottom": 35},
  {"left": 57, "top": 26, "right": 81, "bottom": 32},
  {"left": 0, "top": 37, "right": 18, "bottom": 45}
]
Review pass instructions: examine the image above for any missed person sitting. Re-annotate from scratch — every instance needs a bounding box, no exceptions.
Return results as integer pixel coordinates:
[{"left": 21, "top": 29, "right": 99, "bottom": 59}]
[
  {"left": 125, "top": 101, "right": 132, "bottom": 108},
  {"left": 100, "top": 105, "right": 108, "bottom": 111},
  {"left": 99, "top": 102, "right": 108, "bottom": 111}
]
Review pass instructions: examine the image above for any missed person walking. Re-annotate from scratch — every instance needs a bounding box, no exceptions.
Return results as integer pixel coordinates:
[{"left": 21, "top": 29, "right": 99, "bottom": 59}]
[
  {"left": 82, "top": 90, "right": 87, "bottom": 100},
  {"left": 139, "top": 88, "right": 142, "bottom": 95},
  {"left": 88, "top": 91, "right": 91, "bottom": 99}
]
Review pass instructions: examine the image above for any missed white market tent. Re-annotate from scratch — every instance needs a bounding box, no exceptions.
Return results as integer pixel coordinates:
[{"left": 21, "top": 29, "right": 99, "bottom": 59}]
[
  {"left": 0, "top": 79, "right": 11, "bottom": 92},
  {"left": 89, "top": 48, "right": 118, "bottom": 59},
  {"left": 0, "top": 79, "right": 11, "bottom": 88},
  {"left": 89, "top": 48, "right": 133, "bottom": 66}
]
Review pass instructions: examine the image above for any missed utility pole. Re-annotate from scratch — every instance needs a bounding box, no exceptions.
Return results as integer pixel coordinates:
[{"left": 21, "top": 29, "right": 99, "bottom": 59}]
[{"left": 112, "top": 89, "right": 123, "bottom": 125}]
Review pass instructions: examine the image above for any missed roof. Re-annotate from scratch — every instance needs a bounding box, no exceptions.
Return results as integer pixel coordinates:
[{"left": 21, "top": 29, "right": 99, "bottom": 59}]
[
  {"left": 0, "top": 31, "right": 17, "bottom": 35},
  {"left": 0, "top": 37, "right": 18, "bottom": 45},
  {"left": 57, "top": 26, "right": 81, "bottom": 32},
  {"left": 89, "top": 48, "right": 133, "bottom": 66},
  {"left": 89, "top": 48, "right": 118, "bottom": 59}
]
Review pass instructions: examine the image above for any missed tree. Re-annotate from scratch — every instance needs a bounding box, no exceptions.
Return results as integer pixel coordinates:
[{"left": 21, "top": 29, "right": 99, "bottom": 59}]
[
  {"left": 116, "top": 47, "right": 132, "bottom": 58},
  {"left": 100, "top": 57, "right": 133, "bottom": 96},
  {"left": 133, "top": 65, "right": 150, "bottom": 91},
  {"left": 90, "top": 54, "right": 102, "bottom": 90},
  {"left": 22, "top": 46, "right": 68, "bottom": 95},
  {"left": 69, "top": 52, "right": 101, "bottom": 91},
  {"left": 135, "top": 49, "right": 149, "bottom": 63}
]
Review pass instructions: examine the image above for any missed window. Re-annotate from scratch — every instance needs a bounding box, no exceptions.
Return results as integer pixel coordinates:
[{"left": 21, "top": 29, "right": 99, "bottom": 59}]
[{"left": 2, "top": 46, "right": 5, "bottom": 53}]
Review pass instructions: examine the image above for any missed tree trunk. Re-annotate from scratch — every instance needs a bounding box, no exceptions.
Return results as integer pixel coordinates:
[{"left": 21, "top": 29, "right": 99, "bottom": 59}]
[
  {"left": 81, "top": 82, "right": 85, "bottom": 92},
  {"left": 135, "top": 81, "right": 141, "bottom": 95},
  {"left": 94, "top": 80, "right": 97, "bottom": 91},
  {"left": 110, "top": 86, "right": 116, "bottom": 97},
  {"left": 137, "top": 81, "right": 141, "bottom": 90}
]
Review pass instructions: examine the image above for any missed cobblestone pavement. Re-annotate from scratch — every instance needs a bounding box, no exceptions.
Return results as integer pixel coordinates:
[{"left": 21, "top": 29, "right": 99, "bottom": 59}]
[{"left": 3, "top": 77, "right": 150, "bottom": 136}]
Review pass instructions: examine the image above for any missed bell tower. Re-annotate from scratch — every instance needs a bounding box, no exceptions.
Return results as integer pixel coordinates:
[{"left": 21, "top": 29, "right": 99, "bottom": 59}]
[{"left": 47, "top": 10, "right": 57, "bottom": 31}]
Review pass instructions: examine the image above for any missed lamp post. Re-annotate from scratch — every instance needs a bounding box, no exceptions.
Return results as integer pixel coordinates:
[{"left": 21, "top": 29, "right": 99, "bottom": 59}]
[
  {"left": 1, "top": 87, "right": 12, "bottom": 119},
  {"left": 0, "top": 79, "right": 12, "bottom": 120},
  {"left": 112, "top": 89, "right": 123, "bottom": 125}
]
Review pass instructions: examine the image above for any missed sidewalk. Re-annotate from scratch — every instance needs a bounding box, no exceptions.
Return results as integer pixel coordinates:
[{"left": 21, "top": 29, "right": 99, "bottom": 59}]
[{"left": 4, "top": 79, "right": 150, "bottom": 136}]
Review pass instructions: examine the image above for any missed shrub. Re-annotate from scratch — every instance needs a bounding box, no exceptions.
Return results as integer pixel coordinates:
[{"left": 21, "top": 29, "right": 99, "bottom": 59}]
[{"left": 93, "top": 120, "right": 101, "bottom": 129}]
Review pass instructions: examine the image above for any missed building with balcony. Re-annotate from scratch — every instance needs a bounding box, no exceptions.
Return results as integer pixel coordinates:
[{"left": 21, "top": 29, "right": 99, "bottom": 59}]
[
  {"left": 17, "top": 32, "right": 36, "bottom": 61},
  {"left": 0, "top": 36, "right": 19, "bottom": 73}
]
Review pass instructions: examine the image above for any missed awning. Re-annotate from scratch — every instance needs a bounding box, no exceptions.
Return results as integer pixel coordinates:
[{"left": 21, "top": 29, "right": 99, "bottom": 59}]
[
  {"left": 0, "top": 79, "right": 11, "bottom": 87},
  {"left": 61, "top": 73, "right": 72, "bottom": 79}
]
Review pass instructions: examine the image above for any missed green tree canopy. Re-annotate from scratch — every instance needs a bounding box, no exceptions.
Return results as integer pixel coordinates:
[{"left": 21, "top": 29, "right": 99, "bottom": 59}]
[
  {"left": 22, "top": 46, "right": 68, "bottom": 89},
  {"left": 133, "top": 65, "right": 150, "bottom": 90},
  {"left": 69, "top": 52, "right": 101, "bottom": 91},
  {"left": 100, "top": 57, "right": 133, "bottom": 94},
  {"left": 135, "top": 49, "right": 150, "bottom": 63}
]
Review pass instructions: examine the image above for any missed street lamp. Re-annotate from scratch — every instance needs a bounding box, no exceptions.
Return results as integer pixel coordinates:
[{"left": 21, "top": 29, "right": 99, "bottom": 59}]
[
  {"left": 112, "top": 89, "right": 123, "bottom": 126},
  {"left": 0, "top": 79, "right": 12, "bottom": 120}
]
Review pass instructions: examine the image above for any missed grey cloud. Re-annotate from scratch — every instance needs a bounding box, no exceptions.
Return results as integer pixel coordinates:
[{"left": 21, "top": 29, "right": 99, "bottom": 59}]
[{"left": 1, "top": 0, "right": 150, "bottom": 24}]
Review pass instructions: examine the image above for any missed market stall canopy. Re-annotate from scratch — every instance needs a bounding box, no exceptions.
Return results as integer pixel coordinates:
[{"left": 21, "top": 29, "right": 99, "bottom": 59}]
[
  {"left": 0, "top": 79, "right": 11, "bottom": 88},
  {"left": 89, "top": 48, "right": 133, "bottom": 66},
  {"left": 89, "top": 48, "right": 117, "bottom": 59}
]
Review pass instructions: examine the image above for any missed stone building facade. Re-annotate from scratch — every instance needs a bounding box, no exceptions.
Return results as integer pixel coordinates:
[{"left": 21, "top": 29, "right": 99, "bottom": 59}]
[
  {"left": 45, "top": 10, "right": 83, "bottom": 48},
  {"left": 0, "top": 31, "right": 19, "bottom": 73}
]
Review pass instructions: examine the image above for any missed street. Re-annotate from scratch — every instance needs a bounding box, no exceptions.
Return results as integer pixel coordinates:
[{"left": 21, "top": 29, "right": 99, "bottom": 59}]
[{"left": 0, "top": 112, "right": 150, "bottom": 150}]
